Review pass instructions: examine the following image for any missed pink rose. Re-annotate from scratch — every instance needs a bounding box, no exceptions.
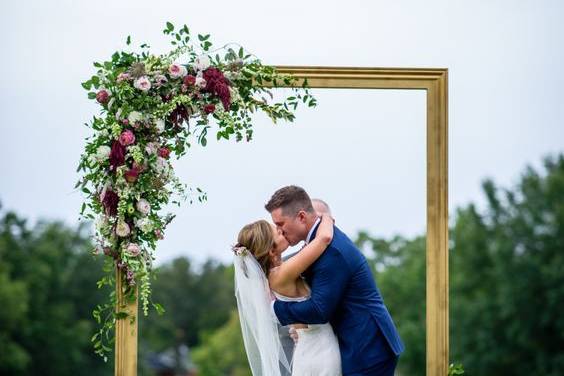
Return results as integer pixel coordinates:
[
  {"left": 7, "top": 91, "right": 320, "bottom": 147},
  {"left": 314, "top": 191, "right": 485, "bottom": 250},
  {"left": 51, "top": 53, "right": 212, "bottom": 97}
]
[
  {"left": 155, "top": 229, "right": 164, "bottom": 240},
  {"left": 126, "top": 243, "right": 141, "bottom": 257},
  {"left": 119, "top": 130, "right": 135, "bottom": 146},
  {"left": 96, "top": 89, "right": 110, "bottom": 104}
]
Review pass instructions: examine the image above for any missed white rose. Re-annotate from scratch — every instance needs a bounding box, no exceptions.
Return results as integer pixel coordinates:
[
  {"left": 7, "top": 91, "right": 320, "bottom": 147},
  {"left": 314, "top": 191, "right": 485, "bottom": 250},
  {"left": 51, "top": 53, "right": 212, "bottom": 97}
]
[
  {"left": 194, "top": 55, "right": 210, "bottom": 71},
  {"left": 134, "top": 217, "right": 153, "bottom": 233},
  {"left": 136, "top": 199, "right": 151, "bottom": 215},
  {"left": 155, "top": 157, "right": 168, "bottom": 174},
  {"left": 133, "top": 76, "right": 151, "bottom": 92},
  {"left": 128, "top": 111, "right": 143, "bottom": 123},
  {"left": 145, "top": 142, "right": 158, "bottom": 155},
  {"left": 95, "top": 145, "right": 111, "bottom": 161},
  {"left": 155, "top": 119, "right": 165, "bottom": 133},
  {"left": 115, "top": 221, "right": 131, "bottom": 237}
]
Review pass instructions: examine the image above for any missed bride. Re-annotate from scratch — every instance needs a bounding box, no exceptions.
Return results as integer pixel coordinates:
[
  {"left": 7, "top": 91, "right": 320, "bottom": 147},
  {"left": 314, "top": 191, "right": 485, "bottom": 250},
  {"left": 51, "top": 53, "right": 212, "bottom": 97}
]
[{"left": 233, "top": 214, "right": 341, "bottom": 376}]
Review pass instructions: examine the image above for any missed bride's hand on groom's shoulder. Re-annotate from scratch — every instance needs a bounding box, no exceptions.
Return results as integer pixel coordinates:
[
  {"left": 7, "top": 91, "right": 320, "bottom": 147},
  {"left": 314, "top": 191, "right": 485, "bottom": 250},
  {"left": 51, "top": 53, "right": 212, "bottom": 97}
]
[{"left": 317, "top": 214, "right": 335, "bottom": 244}]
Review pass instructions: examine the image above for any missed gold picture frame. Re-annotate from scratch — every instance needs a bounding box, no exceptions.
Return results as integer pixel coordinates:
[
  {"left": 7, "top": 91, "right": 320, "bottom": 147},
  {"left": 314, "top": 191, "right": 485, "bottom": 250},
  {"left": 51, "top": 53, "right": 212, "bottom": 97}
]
[{"left": 115, "top": 66, "right": 449, "bottom": 376}]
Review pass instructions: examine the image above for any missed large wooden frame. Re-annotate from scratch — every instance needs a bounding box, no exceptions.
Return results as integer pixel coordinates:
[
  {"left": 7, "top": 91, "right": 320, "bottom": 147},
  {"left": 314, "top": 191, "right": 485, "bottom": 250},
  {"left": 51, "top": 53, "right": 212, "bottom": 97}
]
[{"left": 115, "top": 66, "right": 449, "bottom": 375}]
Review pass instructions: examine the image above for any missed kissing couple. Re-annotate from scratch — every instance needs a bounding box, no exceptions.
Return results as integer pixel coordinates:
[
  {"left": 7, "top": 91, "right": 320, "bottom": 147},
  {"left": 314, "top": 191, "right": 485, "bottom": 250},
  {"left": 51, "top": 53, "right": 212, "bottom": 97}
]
[{"left": 233, "top": 185, "right": 404, "bottom": 376}]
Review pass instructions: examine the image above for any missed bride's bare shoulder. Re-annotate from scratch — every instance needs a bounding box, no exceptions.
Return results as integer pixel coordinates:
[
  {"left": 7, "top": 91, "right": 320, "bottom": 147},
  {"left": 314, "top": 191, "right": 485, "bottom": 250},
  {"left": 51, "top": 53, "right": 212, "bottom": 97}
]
[{"left": 268, "top": 266, "right": 285, "bottom": 289}]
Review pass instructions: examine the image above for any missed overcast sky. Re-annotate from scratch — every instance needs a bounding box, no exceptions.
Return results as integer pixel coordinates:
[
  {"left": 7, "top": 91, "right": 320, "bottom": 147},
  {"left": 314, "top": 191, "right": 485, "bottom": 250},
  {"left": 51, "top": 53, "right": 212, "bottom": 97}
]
[{"left": 1, "top": 0, "right": 563, "bottom": 264}]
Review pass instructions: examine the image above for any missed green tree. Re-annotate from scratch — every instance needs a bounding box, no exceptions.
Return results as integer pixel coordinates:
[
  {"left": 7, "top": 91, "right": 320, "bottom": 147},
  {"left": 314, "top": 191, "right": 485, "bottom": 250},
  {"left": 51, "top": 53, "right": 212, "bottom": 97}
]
[
  {"left": 0, "top": 206, "right": 111, "bottom": 375},
  {"left": 192, "top": 310, "right": 251, "bottom": 376},
  {"left": 451, "top": 155, "right": 564, "bottom": 375}
]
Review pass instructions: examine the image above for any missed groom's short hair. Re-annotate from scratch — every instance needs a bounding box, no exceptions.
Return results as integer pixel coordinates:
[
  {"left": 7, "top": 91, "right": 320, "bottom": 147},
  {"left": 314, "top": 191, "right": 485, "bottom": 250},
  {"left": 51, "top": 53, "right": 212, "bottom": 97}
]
[{"left": 265, "top": 185, "right": 315, "bottom": 216}]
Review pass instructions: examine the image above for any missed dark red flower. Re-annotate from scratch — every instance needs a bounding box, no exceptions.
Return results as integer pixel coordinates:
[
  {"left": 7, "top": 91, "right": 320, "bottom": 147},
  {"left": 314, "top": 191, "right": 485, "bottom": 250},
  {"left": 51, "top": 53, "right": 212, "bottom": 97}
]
[
  {"left": 109, "top": 140, "right": 126, "bottom": 171},
  {"left": 132, "top": 161, "right": 147, "bottom": 173},
  {"left": 203, "top": 67, "right": 231, "bottom": 111},
  {"left": 203, "top": 104, "right": 216, "bottom": 114},
  {"left": 124, "top": 167, "right": 140, "bottom": 183},
  {"left": 158, "top": 147, "right": 171, "bottom": 159},
  {"left": 96, "top": 89, "right": 110, "bottom": 104},
  {"left": 183, "top": 75, "right": 196, "bottom": 86},
  {"left": 168, "top": 103, "right": 189, "bottom": 127},
  {"left": 101, "top": 189, "right": 119, "bottom": 216}
]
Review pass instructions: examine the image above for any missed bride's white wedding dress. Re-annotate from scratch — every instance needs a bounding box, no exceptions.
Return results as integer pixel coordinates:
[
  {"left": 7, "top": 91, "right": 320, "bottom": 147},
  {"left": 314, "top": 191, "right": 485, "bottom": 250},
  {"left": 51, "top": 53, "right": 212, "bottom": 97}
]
[
  {"left": 273, "top": 281, "right": 342, "bottom": 376},
  {"left": 233, "top": 250, "right": 340, "bottom": 376}
]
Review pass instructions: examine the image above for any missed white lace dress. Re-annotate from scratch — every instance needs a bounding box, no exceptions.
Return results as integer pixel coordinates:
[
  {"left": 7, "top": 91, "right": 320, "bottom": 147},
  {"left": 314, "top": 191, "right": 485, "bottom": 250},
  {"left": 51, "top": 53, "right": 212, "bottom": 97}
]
[{"left": 273, "top": 281, "right": 342, "bottom": 376}]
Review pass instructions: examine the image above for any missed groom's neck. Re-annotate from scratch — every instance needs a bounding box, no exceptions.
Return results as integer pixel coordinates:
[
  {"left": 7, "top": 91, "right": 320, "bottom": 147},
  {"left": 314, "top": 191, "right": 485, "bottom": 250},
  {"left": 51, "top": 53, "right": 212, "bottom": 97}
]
[{"left": 303, "top": 213, "right": 319, "bottom": 239}]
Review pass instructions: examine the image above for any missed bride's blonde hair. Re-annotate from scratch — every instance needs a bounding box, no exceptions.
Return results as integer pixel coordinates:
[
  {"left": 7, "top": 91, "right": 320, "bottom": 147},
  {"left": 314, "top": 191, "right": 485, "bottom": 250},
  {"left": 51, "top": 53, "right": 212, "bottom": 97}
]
[{"left": 236, "top": 220, "right": 275, "bottom": 274}]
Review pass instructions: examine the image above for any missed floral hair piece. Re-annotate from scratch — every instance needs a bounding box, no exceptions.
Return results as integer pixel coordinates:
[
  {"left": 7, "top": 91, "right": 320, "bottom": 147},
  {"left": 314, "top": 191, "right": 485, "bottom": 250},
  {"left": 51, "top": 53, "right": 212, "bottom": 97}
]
[{"left": 232, "top": 244, "right": 249, "bottom": 256}]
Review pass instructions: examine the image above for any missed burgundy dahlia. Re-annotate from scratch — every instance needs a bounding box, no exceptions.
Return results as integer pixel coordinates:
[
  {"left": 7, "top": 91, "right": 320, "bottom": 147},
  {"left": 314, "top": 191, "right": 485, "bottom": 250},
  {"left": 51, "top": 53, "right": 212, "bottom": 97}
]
[
  {"left": 203, "top": 67, "right": 231, "bottom": 111},
  {"left": 203, "top": 104, "right": 215, "bottom": 114},
  {"left": 168, "top": 103, "right": 189, "bottom": 127},
  {"left": 102, "top": 189, "right": 119, "bottom": 217},
  {"left": 109, "top": 140, "right": 126, "bottom": 171}
]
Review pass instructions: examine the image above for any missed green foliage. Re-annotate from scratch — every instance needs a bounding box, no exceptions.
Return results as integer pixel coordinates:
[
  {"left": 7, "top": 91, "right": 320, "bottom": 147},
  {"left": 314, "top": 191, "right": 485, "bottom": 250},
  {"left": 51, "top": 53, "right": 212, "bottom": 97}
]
[
  {"left": 357, "top": 154, "right": 564, "bottom": 375},
  {"left": 450, "top": 154, "right": 564, "bottom": 375},
  {"left": 191, "top": 311, "right": 251, "bottom": 376},
  {"left": 0, "top": 209, "right": 111, "bottom": 375}
]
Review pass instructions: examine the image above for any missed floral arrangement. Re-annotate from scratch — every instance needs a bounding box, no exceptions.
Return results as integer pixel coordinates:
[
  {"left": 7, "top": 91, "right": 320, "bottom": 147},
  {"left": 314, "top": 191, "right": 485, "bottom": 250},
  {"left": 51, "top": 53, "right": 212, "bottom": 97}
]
[{"left": 76, "top": 22, "right": 316, "bottom": 361}]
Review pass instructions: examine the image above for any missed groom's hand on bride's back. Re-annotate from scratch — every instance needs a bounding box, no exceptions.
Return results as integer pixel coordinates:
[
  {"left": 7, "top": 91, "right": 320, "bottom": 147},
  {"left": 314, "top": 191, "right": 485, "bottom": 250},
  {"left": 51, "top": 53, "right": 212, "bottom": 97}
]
[{"left": 288, "top": 327, "right": 299, "bottom": 344}]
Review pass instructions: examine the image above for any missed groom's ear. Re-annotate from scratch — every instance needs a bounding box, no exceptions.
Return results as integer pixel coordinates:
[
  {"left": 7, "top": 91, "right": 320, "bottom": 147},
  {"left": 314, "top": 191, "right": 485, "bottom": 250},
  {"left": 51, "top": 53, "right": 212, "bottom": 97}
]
[{"left": 297, "top": 210, "right": 307, "bottom": 223}]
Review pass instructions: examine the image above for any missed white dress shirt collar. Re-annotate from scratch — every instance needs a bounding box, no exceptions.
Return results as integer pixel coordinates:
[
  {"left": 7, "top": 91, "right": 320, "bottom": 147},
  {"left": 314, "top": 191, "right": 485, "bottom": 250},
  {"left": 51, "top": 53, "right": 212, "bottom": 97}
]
[{"left": 305, "top": 217, "right": 321, "bottom": 244}]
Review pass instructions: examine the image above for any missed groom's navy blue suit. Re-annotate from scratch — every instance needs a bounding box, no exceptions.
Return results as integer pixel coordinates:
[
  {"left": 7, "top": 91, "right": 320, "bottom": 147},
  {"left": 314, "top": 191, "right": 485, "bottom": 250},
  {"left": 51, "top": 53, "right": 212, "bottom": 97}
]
[{"left": 274, "top": 224, "right": 404, "bottom": 375}]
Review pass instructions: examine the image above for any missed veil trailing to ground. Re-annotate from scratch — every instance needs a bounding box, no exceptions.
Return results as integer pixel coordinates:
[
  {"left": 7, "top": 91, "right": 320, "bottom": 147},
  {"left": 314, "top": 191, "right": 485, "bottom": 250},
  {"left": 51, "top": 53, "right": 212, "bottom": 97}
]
[{"left": 232, "top": 245, "right": 292, "bottom": 376}]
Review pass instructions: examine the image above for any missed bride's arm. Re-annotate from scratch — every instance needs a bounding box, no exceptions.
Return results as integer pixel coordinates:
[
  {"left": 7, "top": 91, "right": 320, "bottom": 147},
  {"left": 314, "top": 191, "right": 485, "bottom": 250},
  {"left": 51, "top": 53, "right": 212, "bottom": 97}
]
[{"left": 271, "top": 214, "right": 334, "bottom": 286}]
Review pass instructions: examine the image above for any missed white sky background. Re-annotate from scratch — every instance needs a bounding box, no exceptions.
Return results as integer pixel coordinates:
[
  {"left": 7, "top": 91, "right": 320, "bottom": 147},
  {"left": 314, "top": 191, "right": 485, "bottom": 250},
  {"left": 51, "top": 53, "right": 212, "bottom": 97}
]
[{"left": 1, "top": 0, "right": 563, "bottom": 264}]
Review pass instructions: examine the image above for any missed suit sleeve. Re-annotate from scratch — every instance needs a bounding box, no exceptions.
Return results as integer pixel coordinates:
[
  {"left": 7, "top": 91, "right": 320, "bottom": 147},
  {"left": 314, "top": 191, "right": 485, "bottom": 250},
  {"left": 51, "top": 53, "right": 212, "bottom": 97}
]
[{"left": 273, "top": 246, "right": 350, "bottom": 325}]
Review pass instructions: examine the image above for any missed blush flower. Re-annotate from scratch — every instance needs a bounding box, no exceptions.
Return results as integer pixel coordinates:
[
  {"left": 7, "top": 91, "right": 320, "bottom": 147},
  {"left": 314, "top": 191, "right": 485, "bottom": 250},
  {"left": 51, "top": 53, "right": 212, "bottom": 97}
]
[
  {"left": 136, "top": 199, "right": 150, "bottom": 215},
  {"left": 117, "top": 72, "right": 131, "bottom": 82},
  {"left": 126, "top": 243, "right": 141, "bottom": 257},
  {"left": 133, "top": 76, "right": 151, "bottom": 92},
  {"left": 116, "top": 221, "right": 131, "bottom": 237},
  {"left": 168, "top": 63, "right": 187, "bottom": 78}
]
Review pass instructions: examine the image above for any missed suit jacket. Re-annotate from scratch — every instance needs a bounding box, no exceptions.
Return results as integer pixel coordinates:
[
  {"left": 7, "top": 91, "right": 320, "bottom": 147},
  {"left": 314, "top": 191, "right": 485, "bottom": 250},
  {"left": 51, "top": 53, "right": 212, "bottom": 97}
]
[{"left": 273, "top": 224, "right": 404, "bottom": 374}]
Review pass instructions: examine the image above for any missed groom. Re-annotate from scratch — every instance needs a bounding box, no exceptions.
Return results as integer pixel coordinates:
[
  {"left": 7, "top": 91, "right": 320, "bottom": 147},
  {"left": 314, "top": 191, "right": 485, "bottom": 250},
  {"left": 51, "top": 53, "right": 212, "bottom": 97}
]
[{"left": 266, "top": 186, "right": 404, "bottom": 376}]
